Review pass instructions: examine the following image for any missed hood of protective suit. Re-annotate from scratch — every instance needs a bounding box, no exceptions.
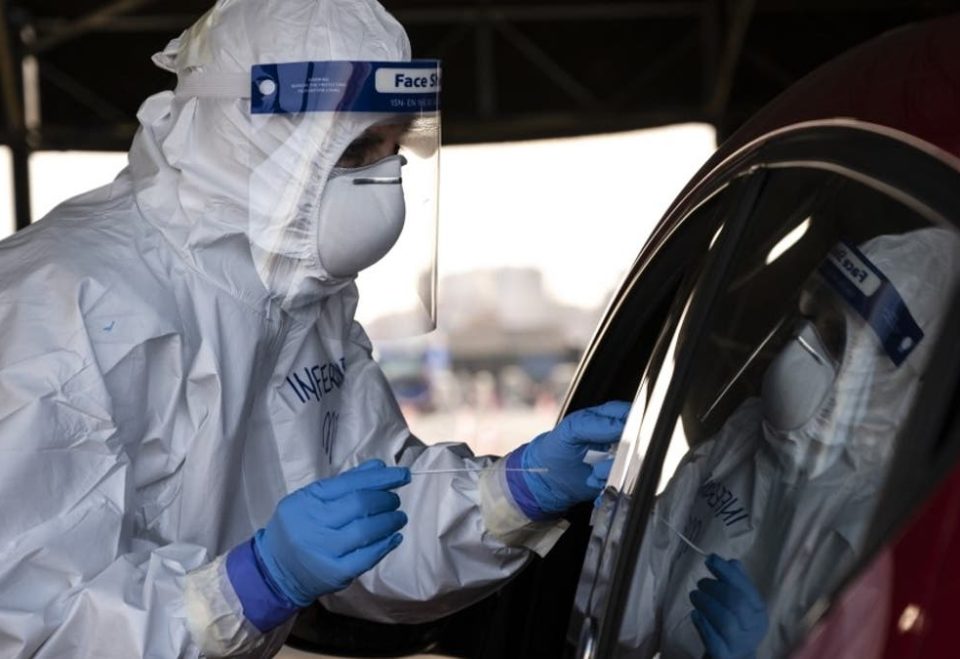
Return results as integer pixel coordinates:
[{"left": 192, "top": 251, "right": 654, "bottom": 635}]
[
  {"left": 127, "top": 0, "right": 411, "bottom": 314},
  {"left": 761, "top": 227, "right": 960, "bottom": 479}
]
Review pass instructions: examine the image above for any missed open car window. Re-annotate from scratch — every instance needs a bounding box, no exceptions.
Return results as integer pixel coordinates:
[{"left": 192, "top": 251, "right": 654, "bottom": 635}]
[
  {"left": 593, "top": 127, "right": 960, "bottom": 658},
  {"left": 569, "top": 178, "right": 747, "bottom": 650}
]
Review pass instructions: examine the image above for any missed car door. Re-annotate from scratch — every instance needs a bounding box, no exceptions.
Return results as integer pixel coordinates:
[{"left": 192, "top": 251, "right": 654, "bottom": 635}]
[{"left": 568, "top": 120, "right": 960, "bottom": 658}]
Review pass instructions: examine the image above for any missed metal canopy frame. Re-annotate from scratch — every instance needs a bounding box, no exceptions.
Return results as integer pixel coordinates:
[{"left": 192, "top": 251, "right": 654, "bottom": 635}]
[
  {"left": 31, "top": 0, "right": 160, "bottom": 54},
  {"left": 1, "top": 0, "right": 29, "bottom": 229},
  {"left": 2, "top": 0, "right": 956, "bottom": 228}
]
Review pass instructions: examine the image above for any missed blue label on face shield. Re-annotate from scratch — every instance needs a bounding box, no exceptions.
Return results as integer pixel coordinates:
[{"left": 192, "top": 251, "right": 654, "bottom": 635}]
[
  {"left": 818, "top": 241, "right": 923, "bottom": 366},
  {"left": 251, "top": 60, "right": 440, "bottom": 114}
]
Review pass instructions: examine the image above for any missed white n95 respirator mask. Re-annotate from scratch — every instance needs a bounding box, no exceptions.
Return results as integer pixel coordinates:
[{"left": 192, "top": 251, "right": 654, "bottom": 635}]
[
  {"left": 761, "top": 321, "right": 838, "bottom": 431},
  {"left": 237, "top": 58, "right": 440, "bottom": 329},
  {"left": 316, "top": 154, "right": 406, "bottom": 278}
]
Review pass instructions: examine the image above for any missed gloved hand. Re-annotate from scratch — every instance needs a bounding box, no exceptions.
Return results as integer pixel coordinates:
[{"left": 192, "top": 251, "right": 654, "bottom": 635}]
[
  {"left": 253, "top": 459, "right": 410, "bottom": 607},
  {"left": 689, "top": 554, "right": 768, "bottom": 659},
  {"left": 586, "top": 454, "right": 614, "bottom": 490},
  {"left": 508, "top": 400, "right": 630, "bottom": 519},
  {"left": 587, "top": 456, "right": 614, "bottom": 507}
]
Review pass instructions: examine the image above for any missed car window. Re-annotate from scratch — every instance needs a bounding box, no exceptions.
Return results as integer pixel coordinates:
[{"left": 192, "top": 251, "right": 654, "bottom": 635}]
[
  {"left": 608, "top": 164, "right": 960, "bottom": 658},
  {"left": 569, "top": 178, "right": 749, "bottom": 646}
]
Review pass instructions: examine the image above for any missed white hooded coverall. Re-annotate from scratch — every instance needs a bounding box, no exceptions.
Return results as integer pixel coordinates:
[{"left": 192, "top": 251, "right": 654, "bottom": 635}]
[{"left": 0, "top": 1, "right": 562, "bottom": 656}]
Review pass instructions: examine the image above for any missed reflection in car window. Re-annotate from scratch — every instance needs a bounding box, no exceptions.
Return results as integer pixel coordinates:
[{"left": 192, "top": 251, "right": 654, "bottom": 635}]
[{"left": 615, "top": 168, "right": 960, "bottom": 658}]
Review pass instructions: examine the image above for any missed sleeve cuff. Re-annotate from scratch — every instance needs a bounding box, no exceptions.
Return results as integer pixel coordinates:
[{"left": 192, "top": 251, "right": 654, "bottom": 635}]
[
  {"left": 479, "top": 453, "right": 568, "bottom": 557},
  {"left": 226, "top": 537, "right": 301, "bottom": 633},
  {"left": 184, "top": 552, "right": 263, "bottom": 657},
  {"left": 504, "top": 447, "right": 557, "bottom": 521}
]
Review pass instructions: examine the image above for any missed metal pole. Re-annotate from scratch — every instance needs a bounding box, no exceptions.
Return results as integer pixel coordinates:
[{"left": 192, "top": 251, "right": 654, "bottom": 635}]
[
  {"left": 31, "top": 0, "right": 159, "bottom": 54},
  {"left": 0, "top": 0, "right": 30, "bottom": 229},
  {"left": 494, "top": 19, "right": 599, "bottom": 109},
  {"left": 10, "top": 140, "right": 30, "bottom": 230},
  {"left": 0, "top": 2, "right": 19, "bottom": 127},
  {"left": 394, "top": 2, "right": 700, "bottom": 24},
  {"left": 700, "top": 0, "right": 720, "bottom": 110},
  {"left": 475, "top": 19, "right": 497, "bottom": 118},
  {"left": 705, "top": 0, "right": 757, "bottom": 121},
  {"left": 31, "top": 3, "right": 701, "bottom": 32}
]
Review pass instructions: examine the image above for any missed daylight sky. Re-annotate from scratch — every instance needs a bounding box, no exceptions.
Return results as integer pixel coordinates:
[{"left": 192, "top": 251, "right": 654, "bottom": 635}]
[{"left": 0, "top": 123, "right": 715, "bottom": 320}]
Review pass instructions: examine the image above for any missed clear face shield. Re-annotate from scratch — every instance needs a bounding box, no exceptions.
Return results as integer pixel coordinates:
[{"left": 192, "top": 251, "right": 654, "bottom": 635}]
[
  {"left": 245, "top": 60, "right": 440, "bottom": 329},
  {"left": 700, "top": 240, "right": 925, "bottom": 439}
]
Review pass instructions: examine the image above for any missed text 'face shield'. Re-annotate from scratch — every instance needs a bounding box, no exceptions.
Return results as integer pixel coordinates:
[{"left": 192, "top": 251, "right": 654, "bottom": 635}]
[{"left": 247, "top": 60, "right": 440, "bottom": 330}]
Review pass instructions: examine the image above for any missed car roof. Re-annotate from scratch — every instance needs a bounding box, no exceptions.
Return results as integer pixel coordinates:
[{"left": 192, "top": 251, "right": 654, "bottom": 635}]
[
  {"left": 649, "top": 13, "right": 960, "bottom": 251},
  {"left": 720, "top": 13, "right": 960, "bottom": 162}
]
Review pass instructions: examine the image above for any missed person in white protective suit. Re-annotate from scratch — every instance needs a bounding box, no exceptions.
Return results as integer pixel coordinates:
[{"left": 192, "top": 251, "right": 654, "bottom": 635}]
[
  {"left": 0, "top": 1, "right": 629, "bottom": 656},
  {"left": 615, "top": 227, "right": 960, "bottom": 658}
]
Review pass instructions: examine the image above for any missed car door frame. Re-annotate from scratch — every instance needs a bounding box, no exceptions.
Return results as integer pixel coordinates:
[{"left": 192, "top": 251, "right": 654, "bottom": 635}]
[{"left": 564, "top": 119, "right": 960, "bottom": 658}]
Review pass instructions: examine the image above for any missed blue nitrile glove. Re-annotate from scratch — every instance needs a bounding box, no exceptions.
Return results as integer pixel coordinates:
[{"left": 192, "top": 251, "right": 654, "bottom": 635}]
[
  {"left": 228, "top": 459, "right": 410, "bottom": 630},
  {"left": 506, "top": 400, "right": 630, "bottom": 519},
  {"left": 586, "top": 454, "right": 615, "bottom": 490},
  {"left": 587, "top": 456, "right": 614, "bottom": 507},
  {"left": 689, "top": 554, "right": 768, "bottom": 659}
]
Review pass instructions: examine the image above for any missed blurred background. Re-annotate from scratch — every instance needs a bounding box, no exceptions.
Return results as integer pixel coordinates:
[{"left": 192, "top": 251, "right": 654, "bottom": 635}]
[{"left": 5, "top": 0, "right": 956, "bottom": 461}]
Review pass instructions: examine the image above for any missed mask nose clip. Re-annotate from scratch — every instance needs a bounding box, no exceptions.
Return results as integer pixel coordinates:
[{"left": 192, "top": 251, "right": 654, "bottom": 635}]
[
  {"left": 761, "top": 321, "right": 839, "bottom": 432},
  {"left": 353, "top": 176, "right": 402, "bottom": 185},
  {"left": 796, "top": 333, "right": 827, "bottom": 366},
  {"left": 352, "top": 154, "right": 406, "bottom": 185}
]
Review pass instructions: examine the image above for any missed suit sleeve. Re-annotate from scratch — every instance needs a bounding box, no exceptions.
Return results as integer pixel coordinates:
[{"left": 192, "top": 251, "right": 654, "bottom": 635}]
[
  {"left": 318, "top": 324, "right": 567, "bottom": 624},
  {"left": 0, "top": 313, "right": 286, "bottom": 657}
]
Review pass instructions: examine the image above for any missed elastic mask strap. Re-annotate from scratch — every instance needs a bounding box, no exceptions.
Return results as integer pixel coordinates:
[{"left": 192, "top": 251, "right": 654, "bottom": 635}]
[{"left": 175, "top": 72, "right": 250, "bottom": 100}]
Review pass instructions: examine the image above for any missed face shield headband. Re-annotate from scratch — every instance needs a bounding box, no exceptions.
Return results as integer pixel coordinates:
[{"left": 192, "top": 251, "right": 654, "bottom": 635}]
[
  {"left": 818, "top": 241, "right": 923, "bottom": 367},
  {"left": 175, "top": 60, "right": 441, "bottom": 329}
]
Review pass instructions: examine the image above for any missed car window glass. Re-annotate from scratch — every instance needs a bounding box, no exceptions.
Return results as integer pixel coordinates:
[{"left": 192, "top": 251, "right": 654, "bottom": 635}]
[
  {"left": 572, "top": 181, "right": 744, "bottom": 642},
  {"left": 610, "top": 192, "right": 732, "bottom": 495},
  {"left": 612, "top": 166, "right": 960, "bottom": 658}
]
